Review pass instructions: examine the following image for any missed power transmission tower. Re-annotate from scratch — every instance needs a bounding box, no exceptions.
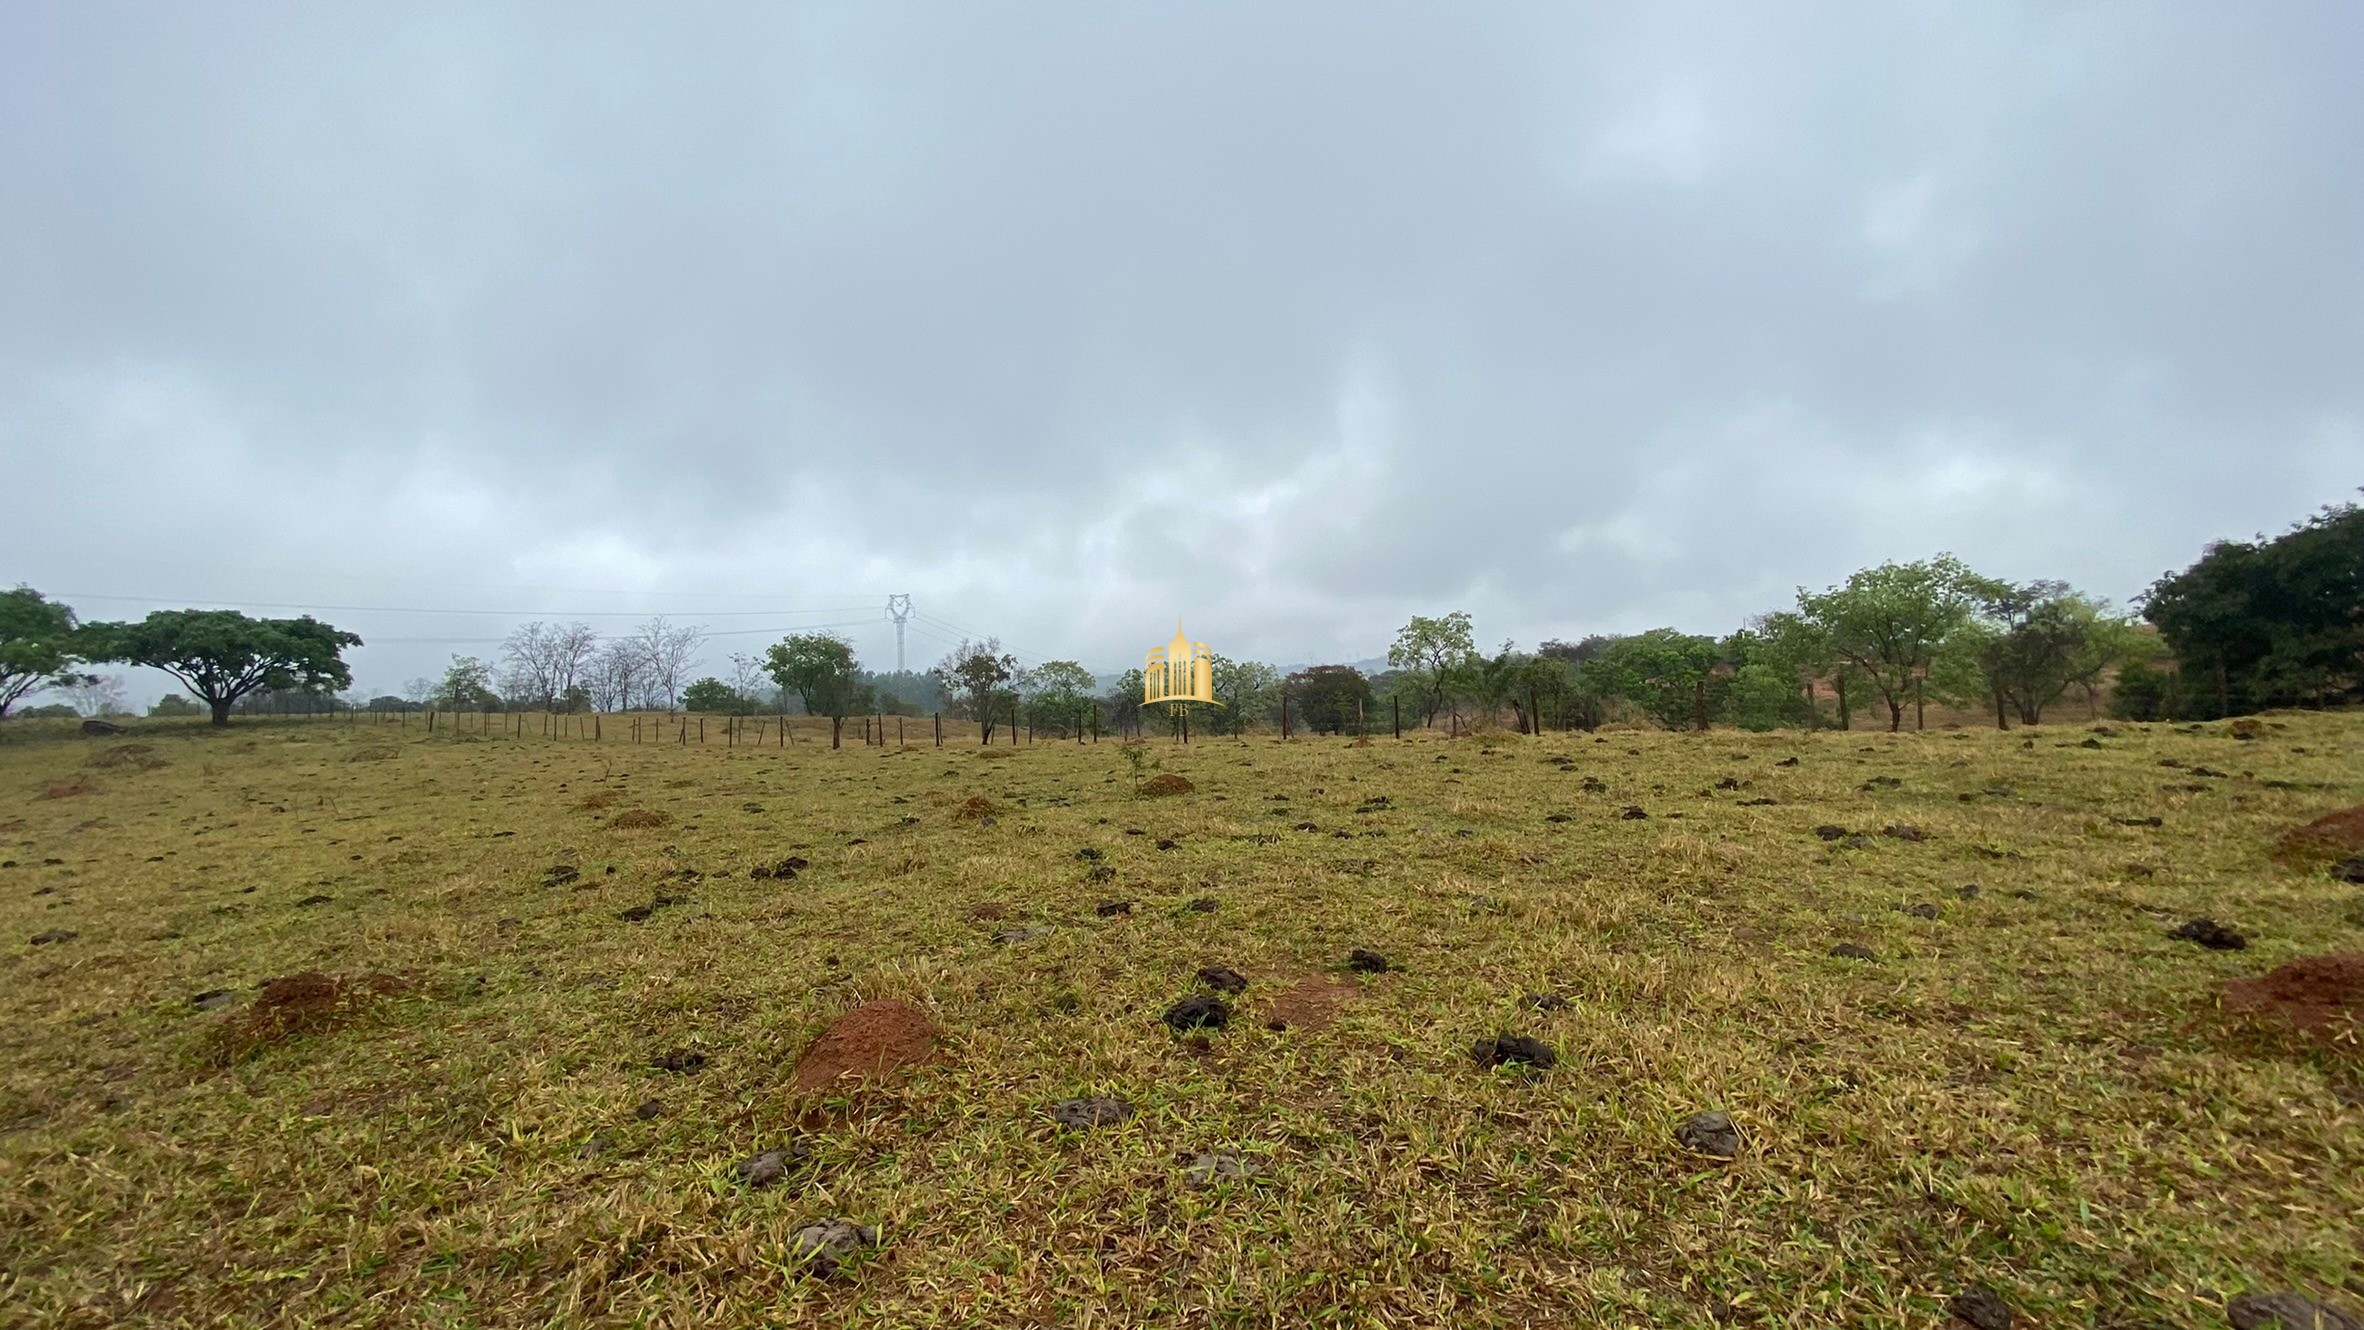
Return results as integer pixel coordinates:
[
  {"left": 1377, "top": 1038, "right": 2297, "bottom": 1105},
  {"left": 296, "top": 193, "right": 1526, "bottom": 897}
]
[{"left": 886, "top": 594, "right": 913, "bottom": 673}]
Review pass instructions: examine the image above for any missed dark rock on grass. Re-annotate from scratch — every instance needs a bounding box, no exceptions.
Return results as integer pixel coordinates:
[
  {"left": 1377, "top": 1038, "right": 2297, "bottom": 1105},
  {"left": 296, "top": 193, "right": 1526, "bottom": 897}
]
[
  {"left": 1619, "top": 806, "right": 1649, "bottom": 820},
  {"left": 2171, "top": 917, "right": 2248, "bottom": 951},
  {"left": 1958, "top": 884, "right": 1982, "bottom": 900},
  {"left": 1050, "top": 1096, "right": 1133, "bottom": 1129},
  {"left": 1775, "top": 756, "right": 1800, "bottom": 767},
  {"left": 2330, "top": 854, "right": 2364, "bottom": 884},
  {"left": 1948, "top": 1283, "right": 2014, "bottom": 1330},
  {"left": 1527, "top": 992, "right": 1568, "bottom": 1012},
  {"left": 1196, "top": 965, "right": 1248, "bottom": 994},
  {"left": 633, "top": 1098, "right": 665, "bottom": 1121},
  {"left": 788, "top": 1218, "right": 878, "bottom": 1277},
  {"left": 543, "top": 864, "right": 580, "bottom": 886},
  {"left": 1862, "top": 776, "right": 1903, "bottom": 790},
  {"left": 2228, "top": 1291, "right": 2362, "bottom": 1330},
  {"left": 2116, "top": 816, "right": 2165, "bottom": 828},
  {"left": 1087, "top": 863, "right": 1116, "bottom": 884},
  {"left": 650, "top": 1049, "right": 708, "bottom": 1074},
  {"left": 1814, "top": 825, "right": 1849, "bottom": 841},
  {"left": 1544, "top": 813, "right": 1571, "bottom": 823},
  {"left": 29, "top": 929, "right": 76, "bottom": 945},
  {"left": 1674, "top": 1110, "right": 1742, "bottom": 1159},
  {"left": 1470, "top": 1033, "right": 1556, "bottom": 1070},
  {"left": 1904, "top": 903, "right": 1939, "bottom": 920},
  {"left": 1094, "top": 899, "right": 1132, "bottom": 917},
  {"left": 1181, "top": 1151, "right": 1257, "bottom": 1186},
  {"left": 1881, "top": 824, "right": 1926, "bottom": 842},
  {"left": 1580, "top": 776, "right": 1608, "bottom": 792},
  {"left": 1075, "top": 846, "right": 1104, "bottom": 862},
  {"left": 1293, "top": 821, "right": 1320, "bottom": 832},
  {"left": 1739, "top": 797, "right": 1777, "bottom": 806},
  {"left": 1162, "top": 995, "right": 1230, "bottom": 1032},
  {"left": 1346, "top": 948, "right": 1391, "bottom": 974},
  {"left": 618, "top": 893, "right": 687, "bottom": 923},
  {"left": 733, "top": 1142, "right": 810, "bottom": 1188},
  {"left": 1185, "top": 897, "right": 1219, "bottom": 913},
  {"left": 577, "top": 1130, "right": 615, "bottom": 1160},
  {"left": 1828, "top": 943, "right": 1877, "bottom": 961},
  {"left": 296, "top": 894, "right": 334, "bottom": 907},
  {"left": 1156, "top": 838, "right": 1178, "bottom": 851},
  {"left": 992, "top": 924, "right": 1053, "bottom": 945},
  {"left": 191, "top": 989, "right": 235, "bottom": 1011}
]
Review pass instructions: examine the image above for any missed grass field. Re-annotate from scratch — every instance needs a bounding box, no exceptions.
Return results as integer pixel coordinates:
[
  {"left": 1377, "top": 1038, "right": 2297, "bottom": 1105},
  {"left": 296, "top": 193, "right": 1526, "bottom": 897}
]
[{"left": 2, "top": 710, "right": 2358, "bottom": 1328}]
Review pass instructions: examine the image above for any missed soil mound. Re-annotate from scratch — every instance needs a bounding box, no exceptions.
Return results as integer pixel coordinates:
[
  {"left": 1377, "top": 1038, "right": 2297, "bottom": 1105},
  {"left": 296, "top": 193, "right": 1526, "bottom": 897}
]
[
  {"left": 953, "top": 796, "right": 1002, "bottom": 820},
  {"left": 608, "top": 808, "right": 672, "bottom": 829},
  {"left": 1263, "top": 977, "right": 1358, "bottom": 1033},
  {"left": 2275, "top": 804, "right": 2364, "bottom": 866},
  {"left": 790, "top": 999, "right": 939, "bottom": 1094},
  {"left": 36, "top": 776, "right": 100, "bottom": 800},
  {"left": 228, "top": 972, "right": 407, "bottom": 1050},
  {"left": 2225, "top": 953, "right": 2364, "bottom": 1033},
  {"left": 1139, "top": 774, "right": 1194, "bottom": 797}
]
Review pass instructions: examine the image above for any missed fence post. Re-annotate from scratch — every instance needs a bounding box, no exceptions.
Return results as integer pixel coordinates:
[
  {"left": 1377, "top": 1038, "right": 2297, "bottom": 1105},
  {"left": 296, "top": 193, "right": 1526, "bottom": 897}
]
[
  {"left": 935, "top": 712, "right": 941, "bottom": 746},
  {"left": 1393, "top": 696, "right": 1401, "bottom": 740},
  {"left": 1280, "top": 694, "right": 1289, "bottom": 740}
]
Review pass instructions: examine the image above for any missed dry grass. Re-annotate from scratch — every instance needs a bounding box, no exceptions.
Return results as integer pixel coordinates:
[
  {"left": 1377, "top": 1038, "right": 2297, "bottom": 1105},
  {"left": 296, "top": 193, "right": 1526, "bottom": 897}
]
[{"left": 0, "top": 711, "right": 2359, "bottom": 1327}]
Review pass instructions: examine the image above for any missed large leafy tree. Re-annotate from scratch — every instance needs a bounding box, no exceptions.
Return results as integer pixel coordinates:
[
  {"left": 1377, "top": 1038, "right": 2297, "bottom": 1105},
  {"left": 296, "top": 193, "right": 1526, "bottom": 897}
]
[
  {"left": 1970, "top": 581, "right": 2140, "bottom": 726},
  {"left": 1286, "top": 665, "right": 1372, "bottom": 734},
  {"left": 433, "top": 656, "right": 501, "bottom": 710},
  {"left": 97, "top": 610, "right": 360, "bottom": 726},
  {"left": 1024, "top": 660, "right": 1098, "bottom": 738},
  {"left": 1, "top": 587, "right": 88, "bottom": 720},
  {"left": 2142, "top": 502, "right": 2364, "bottom": 715},
  {"left": 765, "top": 632, "right": 871, "bottom": 747},
  {"left": 1388, "top": 611, "right": 1476, "bottom": 727},
  {"left": 1589, "top": 629, "right": 1728, "bottom": 731},
  {"left": 1537, "top": 637, "right": 1618, "bottom": 730},
  {"left": 931, "top": 639, "right": 1020, "bottom": 743},
  {"left": 1795, "top": 555, "right": 2002, "bottom": 732}
]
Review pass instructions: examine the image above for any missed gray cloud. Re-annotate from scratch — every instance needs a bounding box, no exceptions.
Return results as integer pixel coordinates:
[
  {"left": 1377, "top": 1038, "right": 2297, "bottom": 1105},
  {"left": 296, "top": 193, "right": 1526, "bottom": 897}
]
[{"left": 4, "top": 1, "right": 2359, "bottom": 695}]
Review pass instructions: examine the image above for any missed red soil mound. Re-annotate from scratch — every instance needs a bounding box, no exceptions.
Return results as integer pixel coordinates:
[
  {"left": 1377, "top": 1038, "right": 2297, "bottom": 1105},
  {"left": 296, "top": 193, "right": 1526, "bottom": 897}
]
[
  {"left": 2274, "top": 805, "right": 2364, "bottom": 864},
  {"left": 1139, "top": 774, "right": 1194, "bottom": 797},
  {"left": 790, "top": 999, "right": 939, "bottom": 1094},
  {"left": 953, "top": 796, "right": 1002, "bottom": 820},
  {"left": 2224, "top": 954, "right": 2364, "bottom": 1033},
  {"left": 232, "top": 972, "right": 408, "bottom": 1047},
  {"left": 1262, "top": 977, "right": 1360, "bottom": 1033}
]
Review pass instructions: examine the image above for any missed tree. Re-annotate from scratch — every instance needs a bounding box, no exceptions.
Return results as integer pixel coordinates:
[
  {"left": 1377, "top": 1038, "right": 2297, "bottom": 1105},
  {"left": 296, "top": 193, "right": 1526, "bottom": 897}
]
[
  {"left": 431, "top": 656, "right": 501, "bottom": 710},
  {"left": 1023, "top": 660, "right": 1097, "bottom": 738},
  {"left": 57, "top": 674, "right": 130, "bottom": 717},
  {"left": 2142, "top": 502, "right": 2364, "bottom": 716},
  {"left": 96, "top": 610, "right": 360, "bottom": 726},
  {"left": 149, "top": 693, "right": 205, "bottom": 717},
  {"left": 0, "top": 587, "right": 87, "bottom": 720},
  {"left": 499, "top": 621, "right": 599, "bottom": 710},
  {"left": 1102, "top": 668, "right": 1145, "bottom": 738},
  {"left": 683, "top": 677, "right": 757, "bottom": 714},
  {"left": 1388, "top": 612, "right": 1476, "bottom": 727},
  {"left": 766, "top": 632, "right": 870, "bottom": 748},
  {"left": 1589, "top": 629, "right": 1728, "bottom": 730},
  {"left": 1286, "top": 665, "right": 1372, "bottom": 734},
  {"left": 1537, "top": 637, "right": 1618, "bottom": 730},
  {"left": 1213, "top": 658, "right": 1282, "bottom": 734},
  {"left": 932, "top": 639, "right": 1019, "bottom": 743},
  {"left": 633, "top": 617, "right": 706, "bottom": 712},
  {"left": 1795, "top": 556, "right": 2001, "bottom": 732},
  {"left": 1971, "top": 582, "right": 2092, "bottom": 726},
  {"left": 588, "top": 638, "right": 646, "bottom": 712}
]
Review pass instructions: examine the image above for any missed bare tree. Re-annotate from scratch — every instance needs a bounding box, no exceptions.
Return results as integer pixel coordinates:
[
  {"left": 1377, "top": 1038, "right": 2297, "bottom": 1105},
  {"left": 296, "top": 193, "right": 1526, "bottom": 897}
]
[
  {"left": 634, "top": 617, "right": 705, "bottom": 712},
  {"left": 500, "top": 621, "right": 601, "bottom": 710},
  {"left": 589, "top": 637, "right": 646, "bottom": 711},
  {"left": 729, "top": 652, "right": 775, "bottom": 709}
]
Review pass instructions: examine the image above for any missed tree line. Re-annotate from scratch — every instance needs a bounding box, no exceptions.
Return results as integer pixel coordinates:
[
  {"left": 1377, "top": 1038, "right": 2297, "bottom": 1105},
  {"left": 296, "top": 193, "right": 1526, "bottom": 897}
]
[{"left": 3, "top": 499, "right": 2356, "bottom": 730}]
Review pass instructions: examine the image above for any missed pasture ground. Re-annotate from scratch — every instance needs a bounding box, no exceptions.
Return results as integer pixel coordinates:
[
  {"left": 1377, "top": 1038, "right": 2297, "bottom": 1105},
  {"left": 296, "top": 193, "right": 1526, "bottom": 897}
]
[{"left": 1, "top": 710, "right": 2359, "bottom": 1328}]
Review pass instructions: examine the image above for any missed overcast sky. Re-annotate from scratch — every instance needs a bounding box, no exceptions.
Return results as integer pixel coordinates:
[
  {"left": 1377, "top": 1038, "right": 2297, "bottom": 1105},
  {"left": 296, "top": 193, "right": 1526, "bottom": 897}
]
[{"left": 5, "top": 2, "right": 2360, "bottom": 698}]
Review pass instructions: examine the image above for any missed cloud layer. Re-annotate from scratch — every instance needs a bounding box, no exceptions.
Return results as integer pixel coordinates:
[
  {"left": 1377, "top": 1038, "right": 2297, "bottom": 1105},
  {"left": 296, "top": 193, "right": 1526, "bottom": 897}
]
[{"left": 5, "top": 2, "right": 2360, "bottom": 692}]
